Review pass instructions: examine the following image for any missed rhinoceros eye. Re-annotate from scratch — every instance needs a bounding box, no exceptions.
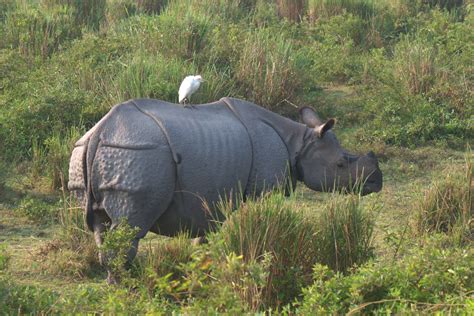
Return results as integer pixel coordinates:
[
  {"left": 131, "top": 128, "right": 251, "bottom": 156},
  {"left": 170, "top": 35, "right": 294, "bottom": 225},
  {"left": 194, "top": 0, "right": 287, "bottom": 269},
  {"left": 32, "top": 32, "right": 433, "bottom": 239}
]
[{"left": 336, "top": 159, "right": 345, "bottom": 168}]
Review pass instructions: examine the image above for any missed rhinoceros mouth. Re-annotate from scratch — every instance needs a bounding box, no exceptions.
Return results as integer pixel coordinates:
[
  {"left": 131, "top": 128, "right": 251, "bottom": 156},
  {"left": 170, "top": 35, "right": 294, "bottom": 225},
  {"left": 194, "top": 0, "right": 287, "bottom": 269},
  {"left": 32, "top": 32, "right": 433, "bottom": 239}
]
[{"left": 361, "top": 170, "right": 383, "bottom": 195}]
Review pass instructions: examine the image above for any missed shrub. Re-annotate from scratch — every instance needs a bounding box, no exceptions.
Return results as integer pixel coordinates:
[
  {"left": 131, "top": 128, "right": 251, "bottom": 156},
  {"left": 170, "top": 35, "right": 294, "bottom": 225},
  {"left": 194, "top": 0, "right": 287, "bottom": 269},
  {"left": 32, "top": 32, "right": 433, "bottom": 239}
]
[
  {"left": 133, "top": 233, "right": 195, "bottom": 294},
  {"left": 356, "top": 8, "right": 473, "bottom": 147},
  {"left": 297, "top": 239, "right": 474, "bottom": 314},
  {"left": 0, "top": 55, "right": 94, "bottom": 161},
  {"left": 101, "top": 219, "right": 140, "bottom": 282},
  {"left": 300, "top": 13, "right": 364, "bottom": 83},
  {"left": 16, "top": 196, "right": 58, "bottom": 223},
  {"left": 182, "top": 249, "right": 268, "bottom": 314}
]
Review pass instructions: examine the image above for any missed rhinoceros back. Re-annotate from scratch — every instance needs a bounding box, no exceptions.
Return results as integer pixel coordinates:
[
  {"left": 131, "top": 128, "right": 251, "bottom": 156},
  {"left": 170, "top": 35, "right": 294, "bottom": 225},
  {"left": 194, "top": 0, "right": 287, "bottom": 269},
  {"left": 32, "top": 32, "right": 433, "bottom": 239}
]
[{"left": 130, "top": 99, "right": 253, "bottom": 209}]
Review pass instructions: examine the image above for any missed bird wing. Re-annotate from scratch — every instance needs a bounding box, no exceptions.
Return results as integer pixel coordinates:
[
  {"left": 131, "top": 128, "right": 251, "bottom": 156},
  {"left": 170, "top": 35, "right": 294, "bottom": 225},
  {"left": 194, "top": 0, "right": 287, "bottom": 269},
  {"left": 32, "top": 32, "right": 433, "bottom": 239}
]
[
  {"left": 178, "top": 76, "right": 193, "bottom": 103},
  {"left": 189, "top": 79, "right": 201, "bottom": 95}
]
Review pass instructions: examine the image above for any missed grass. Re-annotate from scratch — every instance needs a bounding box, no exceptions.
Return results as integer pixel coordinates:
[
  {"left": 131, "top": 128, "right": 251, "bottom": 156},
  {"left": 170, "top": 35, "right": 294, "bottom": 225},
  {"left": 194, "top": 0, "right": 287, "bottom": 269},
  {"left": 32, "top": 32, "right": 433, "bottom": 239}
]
[
  {"left": 0, "top": 145, "right": 471, "bottom": 313},
  {"left": 0, "top": 0, "right": 472, "bottom": 313},
  {"left": 415, "top": 155, "right": 472, "bottom": 243}
]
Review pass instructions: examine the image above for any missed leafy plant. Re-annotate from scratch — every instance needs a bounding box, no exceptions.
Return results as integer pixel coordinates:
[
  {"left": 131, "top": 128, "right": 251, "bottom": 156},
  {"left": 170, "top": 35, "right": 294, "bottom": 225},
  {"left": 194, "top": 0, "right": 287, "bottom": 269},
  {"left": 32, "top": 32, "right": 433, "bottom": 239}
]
[
  {"left": 297, "top": 238, "right": 474, "bottom": 314},
  {"left": 16, "top": 196, "right": 58, "bottom": 223},
  {"left": 101, "top": 219, "right": 140, "bottom": 283}
]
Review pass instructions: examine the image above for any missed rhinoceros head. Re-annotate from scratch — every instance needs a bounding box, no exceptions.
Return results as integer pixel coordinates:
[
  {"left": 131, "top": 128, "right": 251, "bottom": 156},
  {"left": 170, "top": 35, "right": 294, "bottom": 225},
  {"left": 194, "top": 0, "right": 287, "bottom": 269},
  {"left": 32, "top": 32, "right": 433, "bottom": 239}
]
[{"left": 297, "top": 107, "right": 382, "bottom": 195}]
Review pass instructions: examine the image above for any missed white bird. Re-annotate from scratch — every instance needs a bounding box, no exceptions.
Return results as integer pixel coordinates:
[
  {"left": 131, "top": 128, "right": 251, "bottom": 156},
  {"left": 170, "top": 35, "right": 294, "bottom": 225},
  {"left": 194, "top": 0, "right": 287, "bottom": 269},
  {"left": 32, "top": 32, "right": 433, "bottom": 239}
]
[{"left": 178, "top": 75, "right": 204, "bottom": 106}]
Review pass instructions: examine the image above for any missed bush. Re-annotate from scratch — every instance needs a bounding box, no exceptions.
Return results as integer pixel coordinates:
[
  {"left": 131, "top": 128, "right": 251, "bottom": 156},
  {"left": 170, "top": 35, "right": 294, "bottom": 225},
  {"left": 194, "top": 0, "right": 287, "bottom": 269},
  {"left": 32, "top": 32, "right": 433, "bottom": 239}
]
[
  {"left": 133, "top": 233, "right": 195, "bottom": 294},
  {"left": 16, "top": 196, "right": 58, "bottom": 223},
  {"left": 101, "top": 219, "right": 140, "bottom": 282},
  {"left": 0, "top": 67, "right": 92, "bottom": 161},
  {"left": 357, "top": 8, "right": 473, "bottom": 147},
  {"left": 297, "top": 239, "right": 474, "bottom": 314},
  {"left": 300, "top": 13, "right": 364, "bottom": 83}
]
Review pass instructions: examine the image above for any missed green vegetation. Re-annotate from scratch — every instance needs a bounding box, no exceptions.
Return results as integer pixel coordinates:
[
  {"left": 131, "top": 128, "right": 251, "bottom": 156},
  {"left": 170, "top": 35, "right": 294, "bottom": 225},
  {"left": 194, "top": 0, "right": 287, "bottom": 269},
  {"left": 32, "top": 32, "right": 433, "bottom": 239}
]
[
  {"left": 0, "top": 0, "right": 472, "bottom": 314},
  {"left": 297, "top": 241, "right": 473, "bottom": 314},
  {"left": 416, "top": 156, "right": 472, "bottom": 243}
]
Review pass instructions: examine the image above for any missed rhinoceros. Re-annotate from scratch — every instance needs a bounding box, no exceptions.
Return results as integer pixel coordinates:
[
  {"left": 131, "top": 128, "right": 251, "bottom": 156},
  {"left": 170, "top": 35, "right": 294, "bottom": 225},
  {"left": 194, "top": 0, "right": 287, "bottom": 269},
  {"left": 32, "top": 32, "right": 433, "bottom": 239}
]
[{"left": 68, "top": 97, "right": 382, "bottom": 282}]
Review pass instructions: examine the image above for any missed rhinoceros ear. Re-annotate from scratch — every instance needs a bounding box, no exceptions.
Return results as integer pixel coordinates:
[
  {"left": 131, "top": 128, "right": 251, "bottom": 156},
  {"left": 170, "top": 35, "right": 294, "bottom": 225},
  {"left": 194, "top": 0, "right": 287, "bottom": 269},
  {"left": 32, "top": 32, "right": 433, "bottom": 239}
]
[
  {"left": 315, "top": 118, "right": 335, "bottom": 138},
  {"left": 299, "top": 106, "right": 323, "bottom": 128}
]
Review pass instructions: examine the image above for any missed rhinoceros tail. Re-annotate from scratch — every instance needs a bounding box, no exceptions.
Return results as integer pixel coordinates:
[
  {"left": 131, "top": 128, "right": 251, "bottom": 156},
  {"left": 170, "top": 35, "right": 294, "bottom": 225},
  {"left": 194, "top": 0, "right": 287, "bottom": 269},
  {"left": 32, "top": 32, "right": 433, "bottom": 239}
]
[{"left": 84, "top": 123, "right": 103, "bottom": 232}]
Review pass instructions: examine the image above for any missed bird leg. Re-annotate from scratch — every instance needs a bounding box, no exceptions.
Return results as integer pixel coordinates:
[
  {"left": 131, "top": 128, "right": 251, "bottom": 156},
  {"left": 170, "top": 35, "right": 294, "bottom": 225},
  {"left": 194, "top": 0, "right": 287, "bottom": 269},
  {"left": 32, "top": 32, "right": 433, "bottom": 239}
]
[{"left": 183, "top": 98, "right": 196, "bottom": 109}]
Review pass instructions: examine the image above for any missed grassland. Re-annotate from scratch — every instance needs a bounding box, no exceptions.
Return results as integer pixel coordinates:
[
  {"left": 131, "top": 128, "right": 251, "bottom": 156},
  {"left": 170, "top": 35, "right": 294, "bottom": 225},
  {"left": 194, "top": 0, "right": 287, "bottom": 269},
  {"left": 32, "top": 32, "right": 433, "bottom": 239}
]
[{"left": 0, "top": 0, "right": 472, "bottom": 314}]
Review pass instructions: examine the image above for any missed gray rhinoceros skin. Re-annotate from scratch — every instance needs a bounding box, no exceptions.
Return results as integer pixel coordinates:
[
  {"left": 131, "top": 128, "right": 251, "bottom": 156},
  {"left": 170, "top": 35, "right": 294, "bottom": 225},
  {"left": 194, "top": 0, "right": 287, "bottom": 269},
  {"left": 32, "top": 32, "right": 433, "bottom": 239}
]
[{"left": 68, "top": 97, "right": 382, "bottom": 280}]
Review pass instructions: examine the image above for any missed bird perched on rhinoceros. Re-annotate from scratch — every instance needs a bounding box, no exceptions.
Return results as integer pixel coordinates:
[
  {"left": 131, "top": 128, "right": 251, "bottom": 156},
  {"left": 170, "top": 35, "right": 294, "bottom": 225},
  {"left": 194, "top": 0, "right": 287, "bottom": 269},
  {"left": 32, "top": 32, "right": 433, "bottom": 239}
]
[
  {"left": 68, "top": 97, "right": 383, "bottom": 283},
  {"left": 178, "top": 75, "right": 203, "bottom": 105}
]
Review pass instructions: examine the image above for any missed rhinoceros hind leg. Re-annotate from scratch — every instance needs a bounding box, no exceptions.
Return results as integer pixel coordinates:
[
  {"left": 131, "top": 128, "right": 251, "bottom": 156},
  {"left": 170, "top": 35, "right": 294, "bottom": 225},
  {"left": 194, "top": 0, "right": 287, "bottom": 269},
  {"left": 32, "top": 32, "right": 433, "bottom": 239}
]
[
  {"left": 100, "top": 190, "right": 172, "bottom": 284},
  {"left": 89, "top": 207, "right": 111, "bottom": 266},
  {"left": 106, "top": 237, "right": 139, "bottom": 285}
]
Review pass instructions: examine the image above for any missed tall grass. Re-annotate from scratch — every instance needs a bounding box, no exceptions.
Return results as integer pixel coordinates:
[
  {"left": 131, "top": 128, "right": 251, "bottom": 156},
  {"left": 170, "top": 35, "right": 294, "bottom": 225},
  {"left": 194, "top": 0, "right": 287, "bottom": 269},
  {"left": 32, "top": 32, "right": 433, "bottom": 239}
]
[
  {"left": 416, "top": 155, "right": 472, "bottom": 242},
  {"left": 394, "top": 37, "right": 438, "bottom": 95},
  {"left": 3, "top": 3, "right": 79, "bottom": 59},
  {"left": 43, "top": 0, "right": 107, "bottom": 30},
  {"left": 44, "top": 127, "right": 82, "bottom": 189},
  {"left": 235, "top": 29, "right": 299, "bottom": 110},
  {"left": 307, "top": 0, "right": 377, "bottom": 21},
  {"left": 163, "top": 0, "right": 250, "bottom": 22},
  {"left": 314, "top": 194, "right": 377, "bottom": 272},
  {"left": 0, "top": 243, "right": 10, "bottom": 271},
  {"left": 276, "top": 0, "right": 305, "bottom": 22},
  {"left": 34, "top": 192, "right": 98, "bottom": 278},
  {"left": 211, "top": 190, "right": 376, "bottom": 307},
  {"left": 215, "top": 192, "right": 316, "bottom": 306},
  {"left": 104, "top": 50, "right": 238, "bottom": 105}
]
